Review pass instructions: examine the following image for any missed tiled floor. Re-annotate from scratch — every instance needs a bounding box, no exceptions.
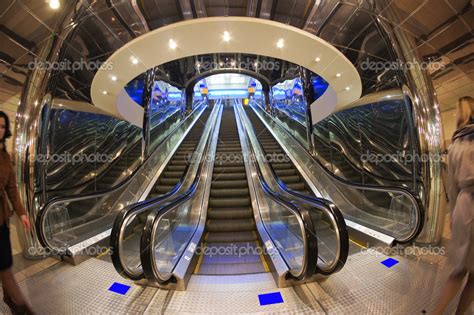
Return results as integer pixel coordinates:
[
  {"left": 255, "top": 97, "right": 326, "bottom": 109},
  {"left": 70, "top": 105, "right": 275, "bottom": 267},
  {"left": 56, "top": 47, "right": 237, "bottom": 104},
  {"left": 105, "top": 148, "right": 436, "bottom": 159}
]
[{"left": 1, "top": 213, "right": 469, "bottom": 314}]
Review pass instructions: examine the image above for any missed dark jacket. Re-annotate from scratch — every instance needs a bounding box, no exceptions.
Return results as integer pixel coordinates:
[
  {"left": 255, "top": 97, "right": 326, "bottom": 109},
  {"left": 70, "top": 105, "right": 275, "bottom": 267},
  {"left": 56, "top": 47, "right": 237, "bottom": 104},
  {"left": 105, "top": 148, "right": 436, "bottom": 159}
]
[{"left": 0, "top": 146, "right": 26, "bottom": 225}]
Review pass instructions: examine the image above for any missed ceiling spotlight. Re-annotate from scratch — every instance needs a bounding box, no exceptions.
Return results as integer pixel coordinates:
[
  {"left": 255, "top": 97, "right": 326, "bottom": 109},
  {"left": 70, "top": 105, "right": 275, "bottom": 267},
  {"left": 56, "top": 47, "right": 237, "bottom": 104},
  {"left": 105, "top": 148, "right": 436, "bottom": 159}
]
[
  {"left": 169, "top": 39, "right": 177, "bottom": 50},
  {"left": 49, "top": 0, "right": 60, "bottom": 9},
  {"left": 315, "top": 57, "right": 321, "bottom": 62},
  {"left": 219, "top": 62, "right": 224, "bottom": 66},
  {"left": 336, "top": 73, "right": 341, "bottom": 78},
  {"left": 130, "top": 56, "right": 139, "bottom": 64},
  {"left": 223, "top": 31, "right": 231, "bottom": 42},
  {"left": 110, "top": 75, "right": 117, "bottom": 81},
  {"left": 196, "top": 62, "right": 201, "bottom": 67},
  {"left": 345, "top": 86, "right": 350, "bottom": 91},
  {"left": 102, "top": 91, "right": 108, "bottom": 95},
  {"left": 276, "top": 38, "right": 285, "bottom": 49}
]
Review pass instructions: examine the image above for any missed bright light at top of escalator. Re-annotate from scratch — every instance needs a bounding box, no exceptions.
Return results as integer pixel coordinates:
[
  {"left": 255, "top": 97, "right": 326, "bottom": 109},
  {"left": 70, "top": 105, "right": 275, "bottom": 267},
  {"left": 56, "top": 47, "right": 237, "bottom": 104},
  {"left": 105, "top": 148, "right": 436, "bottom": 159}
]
[
  {"left": 169, "top": 39, "right": 177, "bottom": 50},
  {"left": 49, "top": 0, "right": 60, "bottom": 9},
  {"left": 276, "top": 38, "right": 285, "bottom": 49},
  {"left": 223, "top": 31, "right": 231, "bottom": 42}
]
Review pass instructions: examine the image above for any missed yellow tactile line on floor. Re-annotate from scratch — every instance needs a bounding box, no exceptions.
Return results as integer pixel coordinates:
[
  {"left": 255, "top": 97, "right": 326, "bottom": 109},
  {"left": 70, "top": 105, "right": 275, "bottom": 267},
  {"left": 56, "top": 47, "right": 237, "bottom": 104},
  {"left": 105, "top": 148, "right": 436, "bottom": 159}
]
[
  {"left": 253, "top": 232, "right": 270, "bottom": 272},
  {"left": 194, "top": 233, "right": 209, "bottom": 274},
  {"left": 349, "top": 238, "right": 367, "bottom": 249}
]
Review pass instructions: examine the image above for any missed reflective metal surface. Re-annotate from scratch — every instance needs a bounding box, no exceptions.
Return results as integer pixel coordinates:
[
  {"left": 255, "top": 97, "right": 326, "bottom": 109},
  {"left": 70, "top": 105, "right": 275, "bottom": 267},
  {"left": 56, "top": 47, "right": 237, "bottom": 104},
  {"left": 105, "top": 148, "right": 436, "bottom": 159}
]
[
  {"left": 3, "top": 0, "right": 458, "bottom": 255},
  {"left": 36, "top": 103, "right": 208, "bottom": 257},
  {"left": 250, "top": 103, "right": 423, "bottom": 244}
]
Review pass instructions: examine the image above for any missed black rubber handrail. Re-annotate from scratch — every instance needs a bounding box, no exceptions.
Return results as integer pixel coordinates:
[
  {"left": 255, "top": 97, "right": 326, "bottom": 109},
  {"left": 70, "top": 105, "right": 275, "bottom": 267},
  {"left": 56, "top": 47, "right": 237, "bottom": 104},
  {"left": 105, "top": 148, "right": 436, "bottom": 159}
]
[
  {"left": 238, "top": 104, "right": 348, "bottom": 277},
  {"left": 139, "top": 106, "right": 222, "bottom": 285},
  {"left": 110, "top": 107, "right": 214, "bottom": 280}
]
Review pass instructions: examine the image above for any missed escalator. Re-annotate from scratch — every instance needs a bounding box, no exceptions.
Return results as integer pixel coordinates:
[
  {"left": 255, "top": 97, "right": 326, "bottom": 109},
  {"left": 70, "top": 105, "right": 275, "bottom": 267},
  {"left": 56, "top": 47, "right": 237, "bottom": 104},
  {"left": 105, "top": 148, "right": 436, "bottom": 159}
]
[
  {"left": 114, "top": 102, "right": 348, "bottom": 287},
  {"left": 111, "top": 107, "right": 214, "bottom": 279},
  {"left": 146, "top": 112, "right": 208, "bottom": 198},
  {"left": 195, "top": 106, "right": 266, "bottom": 275},
  {"left": 244, "top": 106, "right": 313, "bottom": 196}
]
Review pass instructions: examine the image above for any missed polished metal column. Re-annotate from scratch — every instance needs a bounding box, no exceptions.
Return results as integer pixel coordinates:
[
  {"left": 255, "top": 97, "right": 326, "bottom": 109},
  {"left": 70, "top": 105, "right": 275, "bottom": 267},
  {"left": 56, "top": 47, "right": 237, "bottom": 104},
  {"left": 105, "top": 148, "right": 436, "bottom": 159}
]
[
  {"left": 377, "top": 3, "right": 445, "bottom": 245},
  {"left": 300, "top": 67, "right": 316, "bottom": 155},
  {"left": 141, "top": 68, "right": 155, "bottom": 159},
  {"left": 13, "top": 2, "right": 89, "bottom": 258}
]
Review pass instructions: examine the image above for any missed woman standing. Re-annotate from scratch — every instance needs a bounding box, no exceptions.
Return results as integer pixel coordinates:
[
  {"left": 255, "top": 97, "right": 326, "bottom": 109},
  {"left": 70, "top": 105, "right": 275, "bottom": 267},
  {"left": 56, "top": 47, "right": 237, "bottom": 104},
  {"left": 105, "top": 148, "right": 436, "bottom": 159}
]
[
  {"left": 433, "top": 96, "right": 474, "bottom": 314},
  {"left": 0, "top": 111, "right": 33, "bottom": 314}
]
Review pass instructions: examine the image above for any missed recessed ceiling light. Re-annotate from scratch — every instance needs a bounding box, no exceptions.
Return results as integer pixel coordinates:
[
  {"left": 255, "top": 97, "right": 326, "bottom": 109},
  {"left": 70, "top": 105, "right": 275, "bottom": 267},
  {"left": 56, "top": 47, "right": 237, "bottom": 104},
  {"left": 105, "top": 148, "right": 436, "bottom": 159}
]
[
  {"left": 336, "top": 73, "right": 341, "bottom": 78},
  {"left": 219, "top": 62, "right": 224, "bottom": 66},
  {"left": 110, "top": 75, "right": 117, "bottom": 81},
  {"left": 130, "top": 56, "right": 139, "bottom": 64},
  {"left": 276, "top": 38, "right": 285, "bottom": 49},
  {"left": 223, "top": 31, "right": 231, "bottom": 42},
  {"left": 345, "top": 86, "right": 350, "bottom": 91},
  {"left": 315, "top": 57, "right": 321, "bottom": 62},
  {"left": 169, "top": 39, "right": 177, "bottom": 50},
  {"left": 102, "top": 91, "right": 108, "bottom": 95},
  {"left": 49, "top": 0, "right": 60, "bottom": 9}
]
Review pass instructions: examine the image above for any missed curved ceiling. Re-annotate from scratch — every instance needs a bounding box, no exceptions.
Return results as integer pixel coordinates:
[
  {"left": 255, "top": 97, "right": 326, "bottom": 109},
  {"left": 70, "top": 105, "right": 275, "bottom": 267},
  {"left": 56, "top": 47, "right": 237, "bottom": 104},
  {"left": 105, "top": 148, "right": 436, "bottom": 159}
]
[{"left": 91, "top": 17, "right": 362, "bottom": 124}]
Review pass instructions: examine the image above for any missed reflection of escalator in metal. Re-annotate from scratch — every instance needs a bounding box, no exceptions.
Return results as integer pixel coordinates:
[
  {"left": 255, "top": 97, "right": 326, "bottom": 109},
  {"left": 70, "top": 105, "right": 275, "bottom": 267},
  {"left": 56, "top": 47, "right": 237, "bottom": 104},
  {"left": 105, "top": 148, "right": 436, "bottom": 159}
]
[
  {"left": 245, "top": 106, "right": 312, "bottom": 196},
  {"left": 195, "top": 106, "right": 266, "bottom": 275}
]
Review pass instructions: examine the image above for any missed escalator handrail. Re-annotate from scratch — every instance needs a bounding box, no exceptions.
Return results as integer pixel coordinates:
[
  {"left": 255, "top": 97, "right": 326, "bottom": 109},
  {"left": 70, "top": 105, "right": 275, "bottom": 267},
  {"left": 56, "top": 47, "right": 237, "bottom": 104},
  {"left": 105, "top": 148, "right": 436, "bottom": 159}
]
[
  {"left": 110, "top": 106, "right": 216, "bottom": 280},
  {"left": 251, "top": 102, "right": 424, "bottom": 244},
  {"left": 35, "top": 102, "right": 207, "bottom": 252},
  {"left": 139, "top": 105, "right": 222, "bottom": 284},
  {"left": 239, "top": 104, "right": 348, "bottom": 275},
  {"left": 237, "top": 104, "right": 348, "bottom": 277}
]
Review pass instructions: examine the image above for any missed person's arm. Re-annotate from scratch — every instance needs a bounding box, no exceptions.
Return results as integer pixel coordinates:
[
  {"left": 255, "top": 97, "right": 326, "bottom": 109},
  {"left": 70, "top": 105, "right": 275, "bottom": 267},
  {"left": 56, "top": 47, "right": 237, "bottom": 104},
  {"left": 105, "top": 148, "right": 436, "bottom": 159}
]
[
  {"left": 6, "top": 163, "right": 30, "bottom": 229},
  {"left": 447, "top": 150, "right": 459, "bottom": 213}
]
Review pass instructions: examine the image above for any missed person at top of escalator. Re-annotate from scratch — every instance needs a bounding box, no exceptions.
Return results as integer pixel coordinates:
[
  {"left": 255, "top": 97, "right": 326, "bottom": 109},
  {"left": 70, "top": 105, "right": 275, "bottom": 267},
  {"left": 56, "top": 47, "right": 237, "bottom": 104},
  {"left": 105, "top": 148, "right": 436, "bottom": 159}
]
[
  {"left": 433, "top": 96, "right": 473, "bottom": 315},
  {"left": 0, "top": 111, "right": 34, "bottom": 315}
]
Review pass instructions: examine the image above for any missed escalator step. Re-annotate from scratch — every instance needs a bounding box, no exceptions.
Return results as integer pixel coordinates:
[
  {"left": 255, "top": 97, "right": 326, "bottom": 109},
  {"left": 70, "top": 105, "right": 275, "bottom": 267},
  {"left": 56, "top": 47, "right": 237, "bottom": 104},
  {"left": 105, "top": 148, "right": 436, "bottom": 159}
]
[
  {"left": 206, "top": 231, "right": 257, "bottom": 243},
  {"left": 210, "top": 188, "right": 249, "bottom": 197},
  {"left": 209, "top": 197, "right": 251, "bottom": 208},
  {"left": 211, "top": 180, "right": 248, "bottom": 188},
  {"left": 207, "top": 207, "right": 253, "bottom": 219},
  {"left": 212, "top": 172, "right": 246, "bottom": 180},
  {"left": 206, "top": 218, "right": 255, "bottom": 232},
  {"left": 279, "top": 175, "right": 301, "bottom": 183},
  {"left": 213, "top": 166, "right": 245, "bottom": 173}
]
